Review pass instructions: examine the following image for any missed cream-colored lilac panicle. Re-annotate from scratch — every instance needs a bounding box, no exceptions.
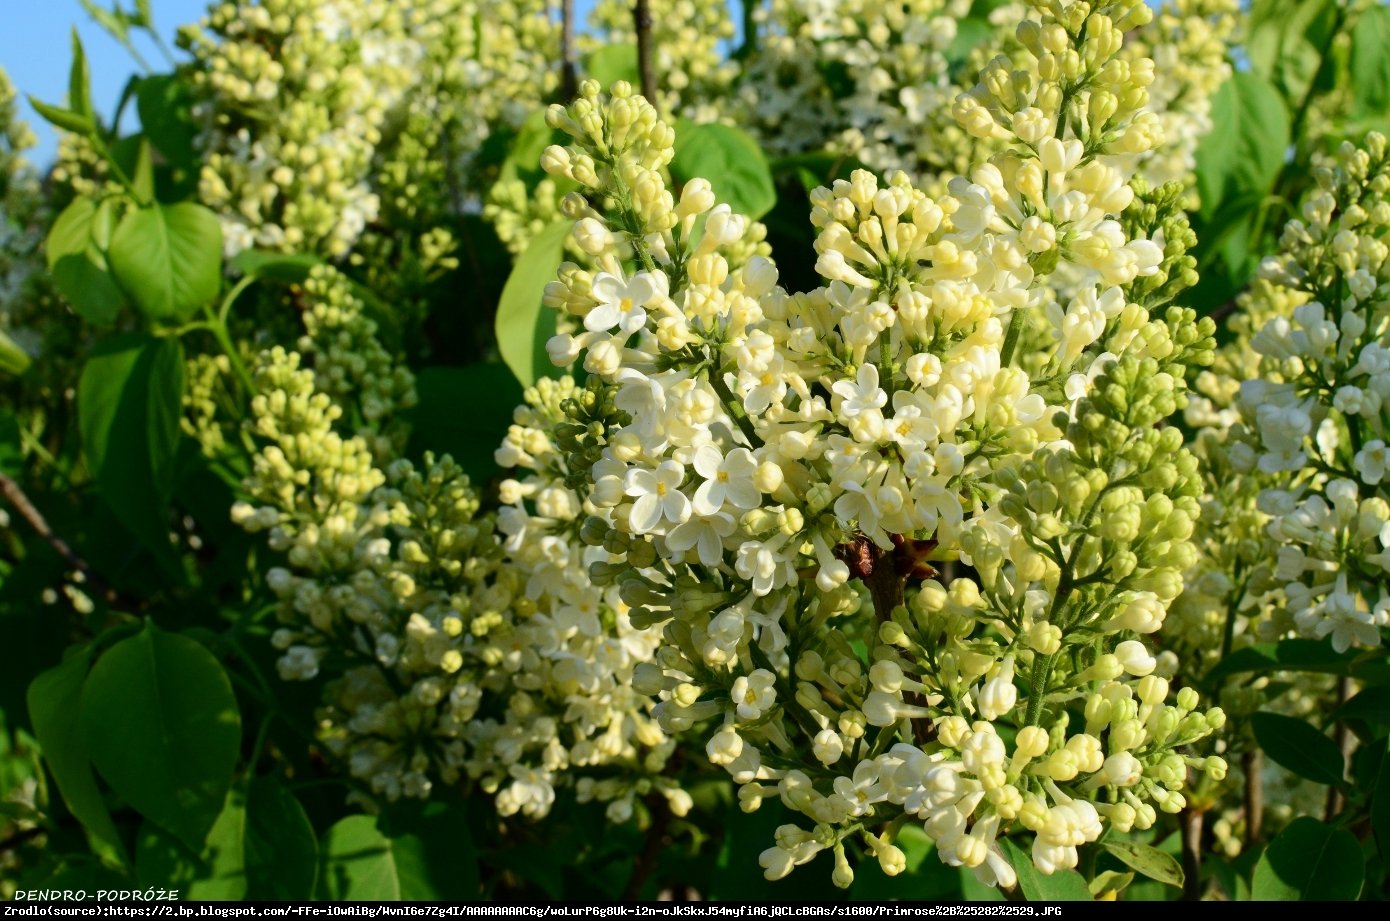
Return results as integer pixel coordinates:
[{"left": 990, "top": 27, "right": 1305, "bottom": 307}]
[
  {"left": 230, "top": 261, "right": 682, "bottom": 819},
  {"left": 740, "top": 0, "right": 981, "bottom": 190},
  {"left": 181, "top": 0, "right": 556, "bottom": 263},
  {"left": 537, "top": 0, "right": 1222, "bottom": 889},
  {"left": 1199, "top": 132, "right": 1390, "bottom": 655}
]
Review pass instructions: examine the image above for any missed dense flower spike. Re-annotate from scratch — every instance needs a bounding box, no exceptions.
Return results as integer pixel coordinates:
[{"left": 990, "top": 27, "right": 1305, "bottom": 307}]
[
  {"left": 1191, "top": 133, "right": 1390, "bottom": 654},
  {"left": 181, "top": 0, "right": 555, "bottom": 266},
  {"left": 739, "top": 0, "right": 978, "bottom": 187},
  {"left": 537, "top": 0, "right": 1224, "bottom": 888},
  {"left": 227, "top": 264, "right": 684, "bottom": 817},
  {"left": 0, "top": 68, "right": 42, "bottom": 358}
]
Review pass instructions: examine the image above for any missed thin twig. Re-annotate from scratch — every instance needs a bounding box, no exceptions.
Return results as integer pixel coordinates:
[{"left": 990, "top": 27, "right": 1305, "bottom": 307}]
[
  {"left": 0, "top": 471, "right": 119, "bottom": 605},
  {"left": 560, "top": 0, "right": 578, "bottom": 101},
  {"left": 0, "top": 826, "right": 44, "bottom": 854},
  {"left": 1243, "top": 749, "right": 1263, "bottom": 847},
  {"left": 621, "top": 794, "right": 670, "bottom": 899},
  {"left": 1180, "top": 807, "right": 1204, "bottom": 901},
  {"left": 1325, "top": 675, "right": 1353, "bottom": 821},
  {"left": 632, "top": 0, "right": 656, "bottom": 104}
]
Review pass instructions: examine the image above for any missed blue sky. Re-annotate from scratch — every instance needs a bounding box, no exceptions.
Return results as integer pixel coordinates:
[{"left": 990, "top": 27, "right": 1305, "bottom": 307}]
[
  {"left": 5, "top": 0, "right": 617, "bottom": 167},
  {"left": 5, "top": 0, "right": 209, "bottom": 165}
]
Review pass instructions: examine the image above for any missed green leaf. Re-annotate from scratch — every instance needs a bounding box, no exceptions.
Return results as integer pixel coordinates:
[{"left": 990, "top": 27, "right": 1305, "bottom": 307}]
[
  {"left": 1331, "top": 685, "right": 1390, "bottom": 726},
  {"left": 136, "top": 796, "right": 246, "bottom": 900},
  {"left": 80, "top": 0, "right": 131, "bottom": 43},
  {"left": 0, "top": 330, "right": 31, "bottom": 376},
  {"left": 381, "top": 799, "right": 480, "bottom": 900},
  {"left": 47, "top": 198, "right": 125, "bottom": 325},
  {"left": 496, "top": 220, "right": 568, "bottom": 387},
  {"left": 498, "top": 108, "right": 563, "bottom": 188},
  {"left": 137, "top": 75, "right": 200, "bottom": 171},
  {"left": 125, "top": 138, "right": 155, "bottom": 204},
  {"left": 27, "top": 95, "right": 94, "bottom": 136},
  {"left": 585, "top": 44, "right": 639, "bottom": 88},
  {"left": 229, "top": 249, "right": 322, "bottom": 284},
  {"left": 1350, "top": 6, "right": 1390, "bottom": 118},
  {"left": 245, "top": 776, "right": 318, "bottom": 899},
  {"left": 406, "top": 364, "right": 522, "bottom": 484},
  {"left": 1194, "top": 73, "right": 1290, "bottom": 220},
  {"left": 108, "top": 202, "right": 223, "bottom": 322},
  {"left": 946, "top": 18, "right": 994, "bottom": 68},
  {"left": 318, "top": 816, "right": 400, "bottom": 900},
  {"left": 1203, "top": 637, "right": 1383, "bottom": 683},
  {"left": 1373, "top": 736, "right": 1390, "bottom": 859},
  {"left": 1252, "top": 816, "right": 1363, "bottom": 900},
  {"left": 1000, "top": 839, "right": 1093, "bottom": 901},
  {"left": 1247, "top": 0, "right": 1339, "bottom": 105},
  {"left": 81, "top": 621, "right": 241, "bottom": 851},
  {"left": 27, "top": 648, "right": 126, "bottom": 863},
  {"left": 1250, "top": 711, "right": 1346, "bottom": 788},
  {"left": 136, "top": 777, "right": 316, "bottom": 900},
  {"left": 78, "top": 334, "right": 184, "bottom": 555},
  {"left": 68, "top": 28, "right": 93, "bottom": 123},
  {"left": 1087, "top": 870, "right": 1134, "bottom": 898},
  {"left": 671, "top": 121, "right": 777, "bottom": 220},
  {"left": 1100, "top": 839, "right": 1184, "bottom": 889}
]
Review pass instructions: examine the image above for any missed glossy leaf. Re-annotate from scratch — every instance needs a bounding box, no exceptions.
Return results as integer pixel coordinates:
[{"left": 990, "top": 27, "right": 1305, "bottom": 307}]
[
  {"left": 671, "top": 121, "right": 777, "bottom": 220},
  {"left": 1246, "top": 0, "right": 1338, "bottom": 105},
  {"left": 1250, "top": 711, "right": 1346, "bottom": 788},
  {"left": 46, "top": 198, "right": 125, "bottom": 325},
  {"left": 244, "top": 776, "right": 319, "bottom": 898},
  {"left": 1331, "top": 685, "right": 1390, "bottom": 726},
  {"left": 136, "top": 777, "right": 317, "bottom": 900},
  {"left": 1194, "top": 73, "right": 1290, "bottom": 220},
  {"left": 68, "top": 28, "right": 93, "bottom": 123},
  {"left": 81, "top": 621, "right": 241, "bottom": 851},
  {"left": 496, "top": 220, "right": 568, "bottom": 387},
  {"left": 317, "top": 815, "right": 400, "bottom": 900},
  {"left": 1252, "top": 816, "right": 1363, "bottom": 900},
  {"left": 136, "top": 74, "right": 199, "bottom": 170},
  {"left": 499, "top": 108, "right": 563, "bottom": 188},
  {"left": 77, "top": 334, "right": 184, "bottom": 554},
  {"left": 27, "top": 647, "right": 125, "bottom": 863},
  {"left": 585, "top": 44, "right": 639, "bottom": 88},
  {"left": 27, "top": 96, "right": 94, "bottom": 135},
  {"left": 1100, "top": 839, "right": 1183, "bottom": 889},
  {"left": 108, "top": 202, "right": 223, "bottom": 323}
]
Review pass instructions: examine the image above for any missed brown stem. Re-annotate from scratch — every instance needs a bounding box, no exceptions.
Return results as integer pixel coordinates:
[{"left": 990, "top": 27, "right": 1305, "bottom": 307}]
[
  {"left": 0, "top": 471, "right": 119, "bottom": 606},
  {"left": 621, "top": 794, "right": 670, "bottom": 899},
  {"left": 632, "top": 0, "right": 656, "bottom": 104},
  {"left": 0, "top": 826, "right": 43, "bottom": 854},
  {"left": 864, "top": 542, "right": 933, "bottom": 745},
  {"left": 560, "top": 0, "right": 578, "bottom": 101},
  {"left": 1325, "top": 675, "right": 1354, "bottom": 821},
  {"left": 1180, "top": 808, "right": 1204, "bottom": 901},
  {"left": 865, "top": 543, "right": 904, "bottom": 626},
  {"left": 1243, "top": 749, "right": 1263, "bottom": 847}
]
